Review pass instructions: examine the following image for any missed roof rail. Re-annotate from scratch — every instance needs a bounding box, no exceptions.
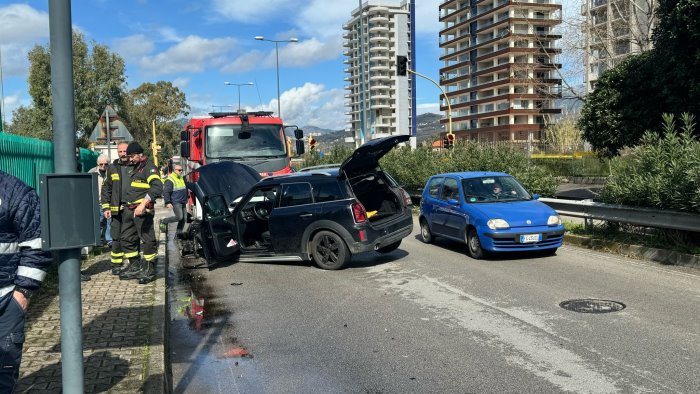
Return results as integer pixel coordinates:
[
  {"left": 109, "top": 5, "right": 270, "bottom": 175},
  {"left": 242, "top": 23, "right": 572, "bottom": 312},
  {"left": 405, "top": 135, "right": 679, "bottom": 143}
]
[{"left": 209, "top": 111, "right": 275, "bottom": 118}]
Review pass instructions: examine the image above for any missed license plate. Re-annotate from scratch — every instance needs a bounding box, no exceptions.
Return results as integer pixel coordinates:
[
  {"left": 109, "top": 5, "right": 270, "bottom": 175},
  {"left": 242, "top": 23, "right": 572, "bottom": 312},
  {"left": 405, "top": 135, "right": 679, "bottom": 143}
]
[{"left": 520, "top": 234, "right": 542, "bottom": 243}]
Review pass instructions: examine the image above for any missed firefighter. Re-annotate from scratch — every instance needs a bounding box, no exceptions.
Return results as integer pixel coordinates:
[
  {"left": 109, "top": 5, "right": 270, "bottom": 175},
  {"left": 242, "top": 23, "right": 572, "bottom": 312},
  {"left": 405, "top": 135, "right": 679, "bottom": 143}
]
[
  {"left": 119, "top": 142, "right": 163, "bottom": 284},
  {"left": 101, "top": 142, "right": 132, "bottom": 275}
]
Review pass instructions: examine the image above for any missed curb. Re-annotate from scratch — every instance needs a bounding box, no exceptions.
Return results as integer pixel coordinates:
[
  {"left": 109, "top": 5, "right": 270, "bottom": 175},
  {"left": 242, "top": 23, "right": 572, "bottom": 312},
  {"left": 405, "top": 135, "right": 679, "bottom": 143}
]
[
  {"left": 564, "top": 233, "right": 700, "bottom": 268},
  {"left": 143, "top": 214, "right": 168, "bottom": 393}
]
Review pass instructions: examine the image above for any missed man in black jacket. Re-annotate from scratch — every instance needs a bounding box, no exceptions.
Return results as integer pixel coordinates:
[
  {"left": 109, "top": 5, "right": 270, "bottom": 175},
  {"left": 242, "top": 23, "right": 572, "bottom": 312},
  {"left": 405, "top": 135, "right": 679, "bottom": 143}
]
[
  {"left": 119, "top": 142, "right": 163, "bottom": 284},
  {"left": 0, "top": 171, "right": 53, "bottom": 392},
  {"left": 101, "top": 142, "right": 132, "bottom": 275}
]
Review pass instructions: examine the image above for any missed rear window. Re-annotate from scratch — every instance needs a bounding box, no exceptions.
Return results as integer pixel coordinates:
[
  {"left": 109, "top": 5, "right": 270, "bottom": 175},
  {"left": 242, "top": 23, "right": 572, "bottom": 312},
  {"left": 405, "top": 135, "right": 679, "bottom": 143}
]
[
  {"left": 280, "top": 183, "right": 313, "bottom": 207},
  {"left": 313, "top": 181, "right": 344, "bottom": 202},
  {"left": 427, "top": 177, "right": 444, "bottom": 198}
]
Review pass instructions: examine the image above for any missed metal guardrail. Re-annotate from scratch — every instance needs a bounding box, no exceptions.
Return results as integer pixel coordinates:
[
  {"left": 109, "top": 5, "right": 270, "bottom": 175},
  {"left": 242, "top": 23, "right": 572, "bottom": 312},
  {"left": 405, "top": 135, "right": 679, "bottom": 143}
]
[{"left": 540, "top": 198, "right": 700, "bottom": 233}]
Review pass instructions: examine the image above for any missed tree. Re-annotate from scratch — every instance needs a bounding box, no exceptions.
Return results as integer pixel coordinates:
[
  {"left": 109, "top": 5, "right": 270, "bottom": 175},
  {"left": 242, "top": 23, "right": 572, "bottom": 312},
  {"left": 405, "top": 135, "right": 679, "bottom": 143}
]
[
  {"left": 543, "top": 115, "right": 584, "bottom": 152},
  {"left": 8, "top": 31, "right": 127, "bottom": 142},
  {"left": 124, "top": 81, "right": 190, "bottom": 159}
]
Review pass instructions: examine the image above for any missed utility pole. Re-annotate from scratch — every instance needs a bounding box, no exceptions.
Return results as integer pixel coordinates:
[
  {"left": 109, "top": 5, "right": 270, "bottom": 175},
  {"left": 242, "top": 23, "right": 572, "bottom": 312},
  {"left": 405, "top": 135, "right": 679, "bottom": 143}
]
[{"left": 151, "top": 120, "right": 160, "bottom": 166}]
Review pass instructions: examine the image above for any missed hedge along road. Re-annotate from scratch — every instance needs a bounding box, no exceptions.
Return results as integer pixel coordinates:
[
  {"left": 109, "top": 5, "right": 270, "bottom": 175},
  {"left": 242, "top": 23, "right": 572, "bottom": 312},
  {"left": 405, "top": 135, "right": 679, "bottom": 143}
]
[{"left": 167, "top": 221, "right": 700, "bottom": 393}]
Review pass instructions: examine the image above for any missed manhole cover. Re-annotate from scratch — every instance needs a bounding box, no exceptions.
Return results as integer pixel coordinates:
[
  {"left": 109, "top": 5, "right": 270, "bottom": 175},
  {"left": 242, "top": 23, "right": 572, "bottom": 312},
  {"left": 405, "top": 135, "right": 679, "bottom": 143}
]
[{"left": 559, "top": 299, "right": 626, "bottom": 313}]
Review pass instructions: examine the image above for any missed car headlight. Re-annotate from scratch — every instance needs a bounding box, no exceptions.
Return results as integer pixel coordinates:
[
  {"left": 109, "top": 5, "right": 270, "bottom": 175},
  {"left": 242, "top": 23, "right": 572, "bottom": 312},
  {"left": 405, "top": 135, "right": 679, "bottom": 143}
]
[
  {"left": 547, "top": 215, "right": 561, "bottom": 226},
  {"left": 487, "top": 219, "right": 510, "bottom": 230}
]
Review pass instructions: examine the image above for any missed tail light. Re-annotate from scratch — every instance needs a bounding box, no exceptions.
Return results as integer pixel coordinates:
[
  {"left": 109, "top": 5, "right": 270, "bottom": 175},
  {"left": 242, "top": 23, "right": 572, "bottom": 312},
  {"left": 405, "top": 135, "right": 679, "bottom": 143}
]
[
  {"left": 399, "top": 188, "right": 412, "bottom": 207},
  {"left": 351, "top": 201, "right": 367, "bottom": 224}
]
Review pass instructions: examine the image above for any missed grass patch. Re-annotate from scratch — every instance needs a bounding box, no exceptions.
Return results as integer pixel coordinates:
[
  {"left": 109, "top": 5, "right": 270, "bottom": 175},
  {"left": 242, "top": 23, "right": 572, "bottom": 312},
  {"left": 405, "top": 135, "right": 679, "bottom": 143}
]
[{"left": 565, "top": 221, "right": 700, "bottom": 256}]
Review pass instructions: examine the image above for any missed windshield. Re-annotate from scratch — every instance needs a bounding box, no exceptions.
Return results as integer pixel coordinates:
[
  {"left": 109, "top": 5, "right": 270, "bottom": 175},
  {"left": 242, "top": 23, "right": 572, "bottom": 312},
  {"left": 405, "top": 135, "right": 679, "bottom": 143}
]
[
  {"left": 205, "top": 124, "right": 287, "bottom": 159},
  {"left": 461, "top": 176, "right": 531, "bottom": 203}
]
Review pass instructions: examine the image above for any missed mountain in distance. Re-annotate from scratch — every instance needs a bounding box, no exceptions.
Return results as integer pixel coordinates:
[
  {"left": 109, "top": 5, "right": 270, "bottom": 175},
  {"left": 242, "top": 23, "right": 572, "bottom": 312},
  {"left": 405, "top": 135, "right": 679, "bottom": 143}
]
[{"left": 302, "top": 112, "right": 446, "bottom": 147}]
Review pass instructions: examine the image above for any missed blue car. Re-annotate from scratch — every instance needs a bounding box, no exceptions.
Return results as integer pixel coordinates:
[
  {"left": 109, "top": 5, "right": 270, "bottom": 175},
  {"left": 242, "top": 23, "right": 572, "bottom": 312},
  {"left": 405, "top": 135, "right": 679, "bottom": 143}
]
[{"left": 419, "top": 172, "right": 564, "bottom": 258}]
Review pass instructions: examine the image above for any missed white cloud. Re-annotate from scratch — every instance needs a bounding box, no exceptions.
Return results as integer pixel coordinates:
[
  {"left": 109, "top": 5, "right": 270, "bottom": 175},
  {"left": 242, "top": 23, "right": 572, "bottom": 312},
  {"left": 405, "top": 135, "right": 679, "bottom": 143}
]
[
  {"left": 417, "top": 102, "right": 440, "bottom": 115},
  {"left": 220, "top": 50, "right": 265, "bottom": 73},
  {"left": 275, "top": 38, "right": 343, "bottom": 67},
  {"left": 172, "top": 77, "right": 191, "bottom": 89},
  {"left": 1, "top": 92, "right": 28, "bottom": 123},
  {"left": 139, "top": 35, "right": 238, "bottom": 75},
  {"left": 0, "top": 4, "right": 49, "bottom": 45},
  {"left": 261, "top": 83, "right": 345, "bottom": 130},
  {"left": 297, "top": 1, "right": 354, "bottom": 39},
  {"left": 113, "top": 34, "right": 155, "bottom": 62}
]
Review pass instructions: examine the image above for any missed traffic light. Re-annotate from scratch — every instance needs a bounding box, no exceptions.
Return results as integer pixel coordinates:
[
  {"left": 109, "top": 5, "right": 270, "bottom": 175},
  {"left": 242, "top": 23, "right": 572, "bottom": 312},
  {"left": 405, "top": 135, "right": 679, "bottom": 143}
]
[
  {"left": 309, "top": 136, "right": 317, "bottom": 151},
  {"left": 446, "top": 133, "right": 455, "bottom": 148},
  {"left": 396, "top": 55, "right": 408, "bottom": 76}
]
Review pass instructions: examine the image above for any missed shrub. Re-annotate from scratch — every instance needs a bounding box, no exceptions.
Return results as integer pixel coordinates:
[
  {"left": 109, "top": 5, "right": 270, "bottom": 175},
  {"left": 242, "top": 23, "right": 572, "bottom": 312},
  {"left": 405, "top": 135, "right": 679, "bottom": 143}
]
[{"left": 600, "top": 113, "right": 700, "bottom": 213}]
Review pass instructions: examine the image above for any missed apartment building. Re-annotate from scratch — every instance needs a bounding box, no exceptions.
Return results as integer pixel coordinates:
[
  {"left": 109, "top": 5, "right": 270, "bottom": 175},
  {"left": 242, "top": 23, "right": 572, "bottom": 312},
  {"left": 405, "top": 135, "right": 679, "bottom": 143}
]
[
  {"left": 343, "top": 1, "right": 413, "bottom": 147},
  {"left": 582, "top": 0, "right": 656, "bottom": 93},
  {"left": 438, "top": 0, "right": 563, "bottom": 143}
]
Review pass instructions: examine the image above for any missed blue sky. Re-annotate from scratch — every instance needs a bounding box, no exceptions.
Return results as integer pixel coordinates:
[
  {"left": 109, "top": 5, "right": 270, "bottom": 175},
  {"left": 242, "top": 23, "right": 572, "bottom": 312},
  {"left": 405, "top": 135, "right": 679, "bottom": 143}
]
[{"left": 0, "top": 0, "right": 450, "bottom": 130}]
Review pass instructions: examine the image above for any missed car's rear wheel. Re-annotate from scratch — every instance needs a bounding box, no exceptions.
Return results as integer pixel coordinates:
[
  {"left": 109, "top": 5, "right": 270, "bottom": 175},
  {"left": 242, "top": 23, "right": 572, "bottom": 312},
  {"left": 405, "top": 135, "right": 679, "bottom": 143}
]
[
  {"left": 420, "top": 219, "right": 433, "bottom": 244},
  {"left": 376, "top": 240, "right": 401, "bottom": 254},
  {"left": 310, "top": 231, "right": 350, "bottom": 270},
  {"left": 466, "top": 228, "right": 485, "bottom": 259}
]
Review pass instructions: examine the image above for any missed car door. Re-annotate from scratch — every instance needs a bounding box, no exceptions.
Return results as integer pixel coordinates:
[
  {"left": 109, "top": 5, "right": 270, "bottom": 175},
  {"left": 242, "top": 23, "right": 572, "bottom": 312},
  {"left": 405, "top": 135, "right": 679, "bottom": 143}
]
[
  {"left": 421, "top": 177, "right": 445, "bottom": 234},
  {"left": 440, "top": 177, "right": 467, "bottom": 239},
  {"left": 268, "top": 182, "right": 320, "bottom": 253},
  {"left": 203, "top": 193, "right": 240, "bottom": 260}
]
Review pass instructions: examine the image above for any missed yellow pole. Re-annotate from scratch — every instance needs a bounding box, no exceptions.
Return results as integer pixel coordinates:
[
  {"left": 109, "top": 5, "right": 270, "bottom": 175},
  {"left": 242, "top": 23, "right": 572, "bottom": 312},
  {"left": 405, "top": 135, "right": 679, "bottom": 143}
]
[
  {"left": 406, "top": 68, "right": 453, "bottom": 136},
  {"left": 151, "top": 119, "right": 159, "bottom": 166}
]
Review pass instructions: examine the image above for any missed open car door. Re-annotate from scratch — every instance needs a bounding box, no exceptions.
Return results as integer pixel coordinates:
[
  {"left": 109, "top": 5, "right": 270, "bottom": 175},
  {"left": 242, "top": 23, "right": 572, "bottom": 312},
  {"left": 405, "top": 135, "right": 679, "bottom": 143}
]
[{"left": 203, "top": 194, "right": 240, "bottom": 261}]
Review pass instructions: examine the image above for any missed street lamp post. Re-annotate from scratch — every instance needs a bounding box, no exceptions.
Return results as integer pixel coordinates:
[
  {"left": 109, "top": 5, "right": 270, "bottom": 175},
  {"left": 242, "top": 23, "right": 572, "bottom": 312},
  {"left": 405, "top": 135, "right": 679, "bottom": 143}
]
[
  {"left": 254, "top": 36, "right": 299, "bottom": 118},
  {"left": 224, "top": 81, "right": 254, "bottom": 111}
]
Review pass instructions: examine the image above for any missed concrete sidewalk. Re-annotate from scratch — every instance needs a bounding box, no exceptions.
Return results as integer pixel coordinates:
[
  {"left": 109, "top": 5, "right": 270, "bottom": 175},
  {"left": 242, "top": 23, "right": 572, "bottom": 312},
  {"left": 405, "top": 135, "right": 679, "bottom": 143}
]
[{"left": 16, "top": 209, "right": 168, "bottom": 393}]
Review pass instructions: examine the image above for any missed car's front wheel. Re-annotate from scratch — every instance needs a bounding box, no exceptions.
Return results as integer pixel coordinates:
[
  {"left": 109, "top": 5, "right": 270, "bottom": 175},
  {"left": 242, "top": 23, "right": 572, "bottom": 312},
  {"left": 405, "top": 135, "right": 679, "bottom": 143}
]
[
  {"left": 310, "top": 231, "right": 350, "bottom": 270},
  {"left": 376, "top": 240, "right": 401, "bottom": 254},
  {"left": 466, "top": 228, "right": 485, "bottom": 259},
  {"left": 420, "top": 219, "right": 433, "bottom": 244}
]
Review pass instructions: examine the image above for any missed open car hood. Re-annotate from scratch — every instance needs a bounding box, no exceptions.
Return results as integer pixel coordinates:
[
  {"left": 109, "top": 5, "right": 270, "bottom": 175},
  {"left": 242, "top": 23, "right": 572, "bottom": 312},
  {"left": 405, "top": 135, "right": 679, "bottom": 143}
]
[
  {"left": 189, "top": 161, "right": 261, "bottom": 205},
  {"left": 340, "top": 135, "right": 409, "bottom": 178}
]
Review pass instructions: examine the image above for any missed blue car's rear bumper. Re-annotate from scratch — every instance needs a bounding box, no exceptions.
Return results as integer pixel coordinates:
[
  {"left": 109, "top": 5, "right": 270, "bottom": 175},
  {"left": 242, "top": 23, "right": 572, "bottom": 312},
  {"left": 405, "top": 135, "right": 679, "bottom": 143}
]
[{"left": 480, "top": 226, "right": 565, "bottom": 252}]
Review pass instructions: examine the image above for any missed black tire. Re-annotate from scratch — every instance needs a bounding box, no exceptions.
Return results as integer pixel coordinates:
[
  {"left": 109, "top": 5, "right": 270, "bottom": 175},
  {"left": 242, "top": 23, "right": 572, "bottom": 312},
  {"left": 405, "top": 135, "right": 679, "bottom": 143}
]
[
  {"left": 310, "top": 231, "right": 350, "bottom": 270},
  {"left": 466, "top": 228, "right": 485, "bottom": 259},
  {"left": 376, "top": 240, "right": 401, "bottom": 254},
  {"left": 420, "top": 219, "right": 433, "bottom": 244}
]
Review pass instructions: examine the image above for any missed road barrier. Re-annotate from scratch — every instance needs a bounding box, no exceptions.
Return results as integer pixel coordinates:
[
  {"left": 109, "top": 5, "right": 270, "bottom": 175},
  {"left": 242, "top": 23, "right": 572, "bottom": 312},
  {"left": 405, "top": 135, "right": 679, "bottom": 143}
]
[{"left": 540, "top": 198, "right": 700, "bottom": 233}]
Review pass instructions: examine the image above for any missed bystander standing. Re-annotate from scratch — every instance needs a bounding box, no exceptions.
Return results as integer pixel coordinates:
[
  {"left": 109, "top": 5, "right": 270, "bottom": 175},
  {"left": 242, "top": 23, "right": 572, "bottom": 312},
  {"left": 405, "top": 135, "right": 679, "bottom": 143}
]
[
  {"left": 89, "top": 155, "right": 112, "bottom": 246},
  {"left": 0, "top": 170, "right": 53, "bottom": 392},
  {"left": 160, "top": 164, "right": 188, "bottom": 236}
]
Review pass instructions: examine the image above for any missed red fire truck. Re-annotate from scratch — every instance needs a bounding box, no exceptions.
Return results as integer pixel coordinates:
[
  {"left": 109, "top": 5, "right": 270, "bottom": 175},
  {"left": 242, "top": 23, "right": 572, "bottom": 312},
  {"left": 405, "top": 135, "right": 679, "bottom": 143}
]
[{"left": 179, "top": 110, "right": 304, "bottom": 180}]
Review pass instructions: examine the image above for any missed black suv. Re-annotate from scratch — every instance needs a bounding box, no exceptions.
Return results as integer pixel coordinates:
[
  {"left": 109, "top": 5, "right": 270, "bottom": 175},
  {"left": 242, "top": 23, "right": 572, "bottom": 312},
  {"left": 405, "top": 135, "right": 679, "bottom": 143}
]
[{"left": 181, "top": 135, "right": 413, "bottom": 270}]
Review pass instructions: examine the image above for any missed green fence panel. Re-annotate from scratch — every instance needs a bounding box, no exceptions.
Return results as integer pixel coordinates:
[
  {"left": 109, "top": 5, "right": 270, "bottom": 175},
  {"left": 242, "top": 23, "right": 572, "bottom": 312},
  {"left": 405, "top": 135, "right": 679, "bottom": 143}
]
[
  {"left": 0, "top": 133, "right": 54, "bottom": 190},
  {"left": 0, "top": 133, "right": 99, "bottom": 190}
]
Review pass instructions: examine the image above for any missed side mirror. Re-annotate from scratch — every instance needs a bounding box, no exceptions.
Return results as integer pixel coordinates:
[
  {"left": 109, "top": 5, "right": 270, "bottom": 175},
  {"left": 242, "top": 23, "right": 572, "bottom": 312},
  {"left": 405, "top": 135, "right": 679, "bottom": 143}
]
[
  {"left": 447, "top": 198, "right": 459, "bottom": 206},
  {"left": 180, "top": 130, "right": 190, "bottom": 141},
  {"left": 296, "top": 140, "right": 305, "bottom": 155},
  {"left": 532, "top": 193, "right": 540, "bottom": 200},
  {"left": 180, "top": 141, "right": 190, "bottom": 159},
  {"left": 294, "top": 129, "right": 304, "bottom": 140}
]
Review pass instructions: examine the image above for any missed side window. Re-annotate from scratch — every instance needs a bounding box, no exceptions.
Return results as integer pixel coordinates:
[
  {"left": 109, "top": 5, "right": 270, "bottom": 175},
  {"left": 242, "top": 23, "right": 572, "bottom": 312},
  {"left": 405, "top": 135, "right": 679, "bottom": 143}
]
[
  {"left": 313, "top": 181, "right": 343, "bottom": 202},
  {"left": 427, "top": 177, "right": 444, "bottom": 198},
  {"left": 280, "top": 183, "right": 313, "bottom": 207},
  {"left": 441, "top": 178, "right": 460, "bottom": 202}
]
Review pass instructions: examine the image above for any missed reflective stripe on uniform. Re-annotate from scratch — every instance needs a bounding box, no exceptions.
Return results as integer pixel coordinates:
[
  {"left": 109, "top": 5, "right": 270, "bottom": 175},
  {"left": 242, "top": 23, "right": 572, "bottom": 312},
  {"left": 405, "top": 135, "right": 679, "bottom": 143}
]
[
  {"left": 131, "top": 181, "right": 150, "bottom": 189},
  {"left": 0, "top": 242, "right": 18, "bottom": 254},
  {"left": 111, "top": 174, "right": 120, "bottom": 180},
  {"left": 0, "top": 285, "right": 15, "bottom": 298},
  {"left": 128, "top": 199, "right": 145, "bottom": 204},
  {"left": 101, "top": 203, "right": 110, "bottom": 209},
  {"left": 111, "top": 257, "right": 123, "bottom": 264},
  {"left": 144, "top": 253, "right": 157, "bottom": 262},
  {"left": 18, "top": 238, "right": 42, "bottom": 250},
  {"left": 147, "top": 174, "right": 161, "bottom": 183},
  {"left": 124, "top": 252, "right": 139, "bottom": 258},
  {"left": 111, "top": 252, "right": 124, "bottom": 258},
  {"left": 167, "top": 174, "right": 186, "bottom": 190},
  {"left": 17, "top": 266, "right": 47, "bottom": 282}
]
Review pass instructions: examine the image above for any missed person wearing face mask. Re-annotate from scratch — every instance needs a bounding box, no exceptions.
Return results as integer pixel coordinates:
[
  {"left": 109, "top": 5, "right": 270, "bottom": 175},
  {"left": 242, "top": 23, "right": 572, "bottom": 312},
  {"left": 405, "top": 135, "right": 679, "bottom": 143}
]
[
  {"left": 118, "top": 142, "right": 162, "bottom": 284},
  {"left": 101, "top": 142, "right": 132, "bottom": 275}
]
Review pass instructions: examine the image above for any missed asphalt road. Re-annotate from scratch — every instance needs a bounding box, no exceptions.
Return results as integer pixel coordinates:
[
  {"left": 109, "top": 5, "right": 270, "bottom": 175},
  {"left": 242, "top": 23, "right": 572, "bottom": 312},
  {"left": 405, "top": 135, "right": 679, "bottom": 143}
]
[{"left": 168, "top": 222, "right": 700, "bottom": 394}]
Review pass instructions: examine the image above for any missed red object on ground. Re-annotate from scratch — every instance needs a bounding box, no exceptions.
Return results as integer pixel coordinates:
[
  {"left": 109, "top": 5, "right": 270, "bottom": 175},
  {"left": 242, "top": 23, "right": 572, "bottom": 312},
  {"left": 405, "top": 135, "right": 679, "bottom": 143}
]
[{"left": 220, "top": 347, "right": 250, "bottom": 358}]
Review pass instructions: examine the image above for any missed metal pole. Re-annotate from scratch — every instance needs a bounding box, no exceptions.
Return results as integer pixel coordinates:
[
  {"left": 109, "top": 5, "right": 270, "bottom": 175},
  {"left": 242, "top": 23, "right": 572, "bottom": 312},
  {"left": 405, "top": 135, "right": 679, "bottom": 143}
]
[
  {"left": 105, "top": 108, "right": 111, "bottom": 161},
  {"left": 237, "top": 85, "right": 241, "bottom": 111},
  {"left": 0, "top": 46, "right": 5, "bottom": 132},
  {"left": 48, "top": 1, "right": 85, "bottom": 393},
  {"left": 357, "top": 0, "right": 366, "bottom": 146},
  {"left": 275, "top": 42, "right": 281, "bottom": 117}
]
